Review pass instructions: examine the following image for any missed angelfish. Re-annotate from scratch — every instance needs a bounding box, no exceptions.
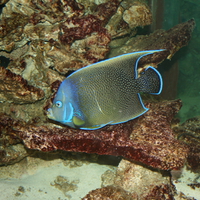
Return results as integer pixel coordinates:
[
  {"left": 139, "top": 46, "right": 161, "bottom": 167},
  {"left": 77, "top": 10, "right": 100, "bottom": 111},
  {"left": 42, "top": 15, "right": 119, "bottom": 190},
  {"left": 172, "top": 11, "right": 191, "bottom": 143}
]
[{"left": 47, "top": 50, "right": 163, "bottom": 130}]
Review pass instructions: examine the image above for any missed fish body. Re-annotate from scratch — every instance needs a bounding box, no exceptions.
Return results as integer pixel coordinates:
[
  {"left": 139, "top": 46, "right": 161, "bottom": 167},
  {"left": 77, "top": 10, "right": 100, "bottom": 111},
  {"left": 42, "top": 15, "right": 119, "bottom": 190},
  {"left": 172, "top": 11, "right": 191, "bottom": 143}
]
[{"left": 47, "top": 50, "right": 163, "bottom": 130}]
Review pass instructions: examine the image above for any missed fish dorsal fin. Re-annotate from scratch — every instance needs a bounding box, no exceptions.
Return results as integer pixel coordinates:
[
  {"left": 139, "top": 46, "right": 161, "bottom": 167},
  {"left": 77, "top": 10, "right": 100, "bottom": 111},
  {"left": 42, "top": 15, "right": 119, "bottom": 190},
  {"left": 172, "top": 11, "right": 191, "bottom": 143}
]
[{"left": 68, "top": 50, "right": 165, "bottom": 80}]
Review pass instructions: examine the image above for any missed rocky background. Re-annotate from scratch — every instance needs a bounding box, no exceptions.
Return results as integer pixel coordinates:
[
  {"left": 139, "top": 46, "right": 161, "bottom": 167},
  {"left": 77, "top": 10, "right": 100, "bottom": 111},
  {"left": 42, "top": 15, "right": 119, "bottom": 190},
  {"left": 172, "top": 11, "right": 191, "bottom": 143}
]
[{"left": 0, "top": 0, "right": 199, "bottom": 199}]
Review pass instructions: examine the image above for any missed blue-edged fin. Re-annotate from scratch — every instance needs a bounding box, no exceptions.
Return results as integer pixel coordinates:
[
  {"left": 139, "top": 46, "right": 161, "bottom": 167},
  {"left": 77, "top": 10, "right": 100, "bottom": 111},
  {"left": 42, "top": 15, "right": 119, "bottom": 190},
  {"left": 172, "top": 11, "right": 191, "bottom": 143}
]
[
  {"left": 80, "top": 125, "right": 104, "bottom": 130},
  {"left": 138, "top": 66, "right": 163, "bottom": 95},
  {"left": 80, "top": 120, "right": 114, "bottom": 130},
  {"left": 110, "top": 93, "right": 149, "bottom": 125}
]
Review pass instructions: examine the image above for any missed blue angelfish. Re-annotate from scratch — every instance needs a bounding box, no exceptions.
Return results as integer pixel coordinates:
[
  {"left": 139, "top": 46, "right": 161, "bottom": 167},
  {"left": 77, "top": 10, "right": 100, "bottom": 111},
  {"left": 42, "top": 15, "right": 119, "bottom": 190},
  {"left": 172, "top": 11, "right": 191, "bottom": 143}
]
[{"left": 47, "top": 50, "right": 163, "bottom": 130}]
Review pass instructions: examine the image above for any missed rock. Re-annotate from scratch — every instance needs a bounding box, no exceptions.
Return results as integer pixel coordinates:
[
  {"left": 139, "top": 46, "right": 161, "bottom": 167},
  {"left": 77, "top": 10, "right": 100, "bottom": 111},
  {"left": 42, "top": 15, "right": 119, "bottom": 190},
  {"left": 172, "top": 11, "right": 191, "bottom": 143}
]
[
  {"left": 0, "top": 67, "right": 44, "bottom": 104},
  {"left": 4, "top": 100, "right": 188, "bottom": 171}
]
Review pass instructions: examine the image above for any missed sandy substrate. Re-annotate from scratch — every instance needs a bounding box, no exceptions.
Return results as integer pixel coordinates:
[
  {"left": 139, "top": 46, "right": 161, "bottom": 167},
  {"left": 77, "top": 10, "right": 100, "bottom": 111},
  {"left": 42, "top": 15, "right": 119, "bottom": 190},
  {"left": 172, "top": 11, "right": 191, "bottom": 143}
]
[{"left": 0, "top": 157, "right": 115, "bottom": 200}]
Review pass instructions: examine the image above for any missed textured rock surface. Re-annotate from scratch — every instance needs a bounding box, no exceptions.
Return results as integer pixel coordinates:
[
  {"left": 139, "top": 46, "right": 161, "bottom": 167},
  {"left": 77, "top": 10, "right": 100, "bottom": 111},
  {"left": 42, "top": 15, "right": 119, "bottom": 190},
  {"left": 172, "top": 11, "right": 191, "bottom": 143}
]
[
  {"left": 2, "top": 100, "right": 188, "bottom": 170},
  {"left": 0, "top": 0, "right": 195, "bottom": 85},
  {"left": 113, "top": 160, "right": 174, "bottom": 199},
  {"left": 0, "top": 0, "right": 195, "bottom": 172},
  {"left": 0, "top": 1, "right": 197, "bottom": 199},
  {"left": 109, "top": 19, "right": 196, "bottom": 63},
  {"left": 173, "top": 117, "right": 200, "bottom": 171},
  {"left": 0, "top": 0, "right": 9, "bottom": 5},
  {"left": 123, "top": 2, "right": 152, "bottom": 28},
  {"left": 98, "top": 159, "right": 175, "bottom": 200},
  {"left": 0, "top": 0, "right": 121, "bottom": 79},
  {"left": 0, "top": 144, "right": 28, "bottom": 166},
  {"left": 82, "top": 185, "right": 133, "bottom": 200},
  {"left": 0, "top": 67, "right": 44, "bottom": 103},
  {"left": 0, "top": 113, "right": 28, "bottom": 165}
]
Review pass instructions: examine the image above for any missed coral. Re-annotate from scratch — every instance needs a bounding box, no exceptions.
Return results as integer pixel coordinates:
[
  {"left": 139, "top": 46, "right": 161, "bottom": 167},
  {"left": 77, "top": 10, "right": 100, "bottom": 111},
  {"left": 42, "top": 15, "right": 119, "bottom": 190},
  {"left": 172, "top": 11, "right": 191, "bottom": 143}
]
[
  {"left": 51, "top": 176, "right": 79, "bottom": 196},
  {"left": 82, "top": 184, "right": 175, "bottom": 200},
  {"left": 0, "top": 1, "right": 197, "bottom": 198},
  {"left": 0, "top": 112, "right": 28, "bottom": 165},
  {"left": 5, "top": 99, "right": 187, "bottom": 170},
  {"left": 123, "top": 2, "right": 152, "bottom": 28},
  {"left": 0, "top": 0, "right": 9, "bottom": 5},
  {"left": 0, "top": 1, "right": 198, "bottom": 198},
  {"left": 0, "top": 0, "right": 195, "bottom": 174},
  {"left": 0, "top": 0, "right": 120, "bottom": 77},
  {"left": 58, "top": 0, "right": 120, "bottom": 44},
  {"left": 144, "top": 184, "right": 174, "bottom": 200},
  {"left": 0, "top": 67, "right": 44, "bottom": 103},
  {"left": 109, "top": 19, "right": 196, "bottom": 66},
  {"left": 1, "top": 1, "right": 194, "bottom": 82},
  {"left": 113, "top": 160, "right": 171, "bottom": 196},
  {"left": 173, "top": 117, "right": 200, "bottom": 171},
  {"left": 0, "top": 1, "right": 195, "bottom": 85},
  {"left": 84, "top": 160, "right": 175, "bottom": 199},
  {"left": 82, "top": 185, "right": 133, "bottom": 200},
  {"left": 0, "top": 144, "right": 28, "bottom": 166}
]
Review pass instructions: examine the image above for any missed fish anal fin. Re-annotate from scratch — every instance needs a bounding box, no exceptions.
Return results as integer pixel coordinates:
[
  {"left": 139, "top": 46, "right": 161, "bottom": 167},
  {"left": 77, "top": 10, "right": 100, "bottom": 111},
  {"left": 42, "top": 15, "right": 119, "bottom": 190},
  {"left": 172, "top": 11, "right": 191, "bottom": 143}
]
[{"left": 110, "top": 94, "right": 148, "bottom": 125}]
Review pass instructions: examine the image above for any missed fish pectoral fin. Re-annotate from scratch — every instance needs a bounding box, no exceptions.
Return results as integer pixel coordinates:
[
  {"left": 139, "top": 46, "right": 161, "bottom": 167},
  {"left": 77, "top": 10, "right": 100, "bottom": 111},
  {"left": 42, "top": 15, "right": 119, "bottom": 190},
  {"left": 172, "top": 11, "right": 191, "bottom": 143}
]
[{"left": 72, "top": 116, "right": 85, "bottom": 127}]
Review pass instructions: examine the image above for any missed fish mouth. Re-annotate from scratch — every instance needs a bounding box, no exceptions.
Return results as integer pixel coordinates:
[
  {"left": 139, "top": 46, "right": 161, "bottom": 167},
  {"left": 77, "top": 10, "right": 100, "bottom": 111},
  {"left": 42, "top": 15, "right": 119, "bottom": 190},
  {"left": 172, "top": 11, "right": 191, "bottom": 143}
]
[{"left": 47, "top": 108, "right": 55, "bottom": 120}]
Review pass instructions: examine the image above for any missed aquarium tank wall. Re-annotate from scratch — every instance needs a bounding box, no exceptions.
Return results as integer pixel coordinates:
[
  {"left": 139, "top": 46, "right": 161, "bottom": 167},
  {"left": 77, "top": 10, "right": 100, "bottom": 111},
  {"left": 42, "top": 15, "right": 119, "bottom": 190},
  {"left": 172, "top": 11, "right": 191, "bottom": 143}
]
[{"left": 150, "top": 0, "right": 199, "bottom": 122}]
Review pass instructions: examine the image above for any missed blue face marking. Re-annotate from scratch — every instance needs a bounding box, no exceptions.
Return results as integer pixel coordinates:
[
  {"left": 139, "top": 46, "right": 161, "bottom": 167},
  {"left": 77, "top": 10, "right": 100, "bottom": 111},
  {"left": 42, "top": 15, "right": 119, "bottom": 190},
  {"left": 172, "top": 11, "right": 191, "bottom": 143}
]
[{"left": 63, "top": 102, "right": 74, "bottom": 123}]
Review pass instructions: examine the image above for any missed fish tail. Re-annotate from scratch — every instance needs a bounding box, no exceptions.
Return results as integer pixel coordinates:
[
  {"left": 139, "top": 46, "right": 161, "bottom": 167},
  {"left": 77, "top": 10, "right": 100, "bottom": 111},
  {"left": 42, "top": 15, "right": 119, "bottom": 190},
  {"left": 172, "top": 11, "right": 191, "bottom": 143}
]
[{"left": 138, "top": 66, "right": 163, "bottom": 95}]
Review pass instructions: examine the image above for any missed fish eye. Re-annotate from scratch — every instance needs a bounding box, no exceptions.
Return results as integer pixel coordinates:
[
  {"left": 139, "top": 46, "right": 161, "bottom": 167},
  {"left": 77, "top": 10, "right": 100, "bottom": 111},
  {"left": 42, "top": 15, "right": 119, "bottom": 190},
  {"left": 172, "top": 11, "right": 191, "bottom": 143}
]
[{"left": 55, "top": 100, "right": 62, "bottom": 108}]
